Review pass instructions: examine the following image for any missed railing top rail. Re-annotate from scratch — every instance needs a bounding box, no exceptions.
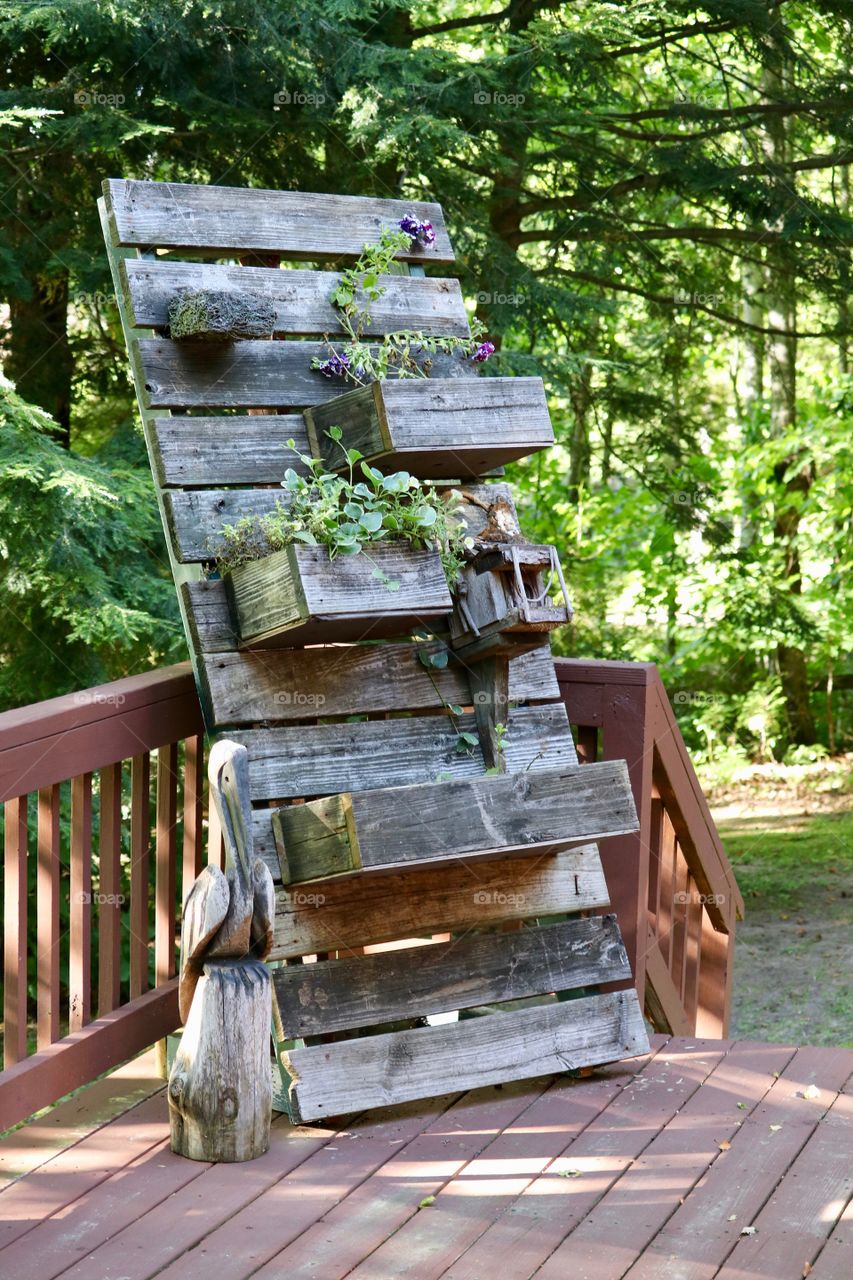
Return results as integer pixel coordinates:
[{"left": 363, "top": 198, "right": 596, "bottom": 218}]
[
  {"left": 0, "top": 662, "right": 203, "bottom": 802},
  {"left": 554, "top": 658, "right": 657, "bottom": 687}
]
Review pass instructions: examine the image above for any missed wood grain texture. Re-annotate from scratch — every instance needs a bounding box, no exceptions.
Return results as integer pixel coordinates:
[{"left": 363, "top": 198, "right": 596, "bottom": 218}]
[
  {"left": 270, "top": 843, "right": 610, "bottom": 959},
  {"left": 274, "top": 915, "right": 631, "bottom": 1037},
  {"left": 124, "top": 259, "right": 468, "bottom": 337},
  {"left": 231, "top": 703, "right": 577, "bottom": 801},
  {"left": 104, "top": 178, "right": 455, "bottom": 261},
  {"left": 227, "top": 543, "right": 452, "bottom": 649},
  {"left": 151, "top": 415, "right": 310, "bottom": 487},
  {"left": 197, "top": 639, "right": 560, "bottom": 725},
  {"left": 273, "top": 758, "right": 637, "bottom": 883},
  {"left": 285, "top": 990, "right": 649, "bottom": 1120},
  {"left": 306, "top": 376, "right": 553, "bottom": 479}
]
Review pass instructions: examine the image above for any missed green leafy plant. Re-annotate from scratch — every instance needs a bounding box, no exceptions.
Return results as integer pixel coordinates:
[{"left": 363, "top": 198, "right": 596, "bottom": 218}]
[
  {"left": 215, "top": 429, "right": 473, "bottom": 590},
  {"left": 311, "top": 228, "right": 491, "bottom": 384}
]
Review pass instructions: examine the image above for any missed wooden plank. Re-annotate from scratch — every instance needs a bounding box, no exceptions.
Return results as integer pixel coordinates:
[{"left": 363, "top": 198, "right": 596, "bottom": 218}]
[
  {"left": 181, "top": 735, "right": 204, "bottom": 904},
  {"left": 198, "top": 639, "right": 560, "bottom": 725},
  {"left": 138, "top": 338, "right": 473, "bottom": 411},
  {"left": 3, "top": 796, "right": 29, "bottom": 1067},
  {"left": 227, "top": 542, "right": 452, "bottom": 649},
  {"left": 129, "top": 754, "right": 151, "bottom": 999},
  {"left": 274, "top": 915, "right": 632, "bottom": 1037},
  {"left": 810, "top": 1198, "right": 853, "bottom": 1278},
  {"left": 643, "top": 933, "right": 693, "bottom": 1036},
  {"left": 696, "top": 906, "right": 735, "bottom": 1037},
  {"left": 124, "top": 259, "right": 469, "bottom": 337},
  {"left": 69, "top": 772, "right": 93, "bottom": 1032},
  {"left": 151, "top": 415, "right": 310, "bottom": 487},
  {"left": 274, "top": 759, "right": 637, "bottom": 883},
  {"left": 306, "top": 376, "right": 552, "bottom": 479},
  {"left": 155, "top": 742, "right": 178, "bottom": 985},
  {"left": 286, "top": 990, "right": 649, "bottom": 1121},
  {"left": 97, "top": 762, "right": 123, "bottom": 1016},
  {"left": 233, "top": 703, "right": 577, "bottom": 801},
  {"left": 104, "top": 178, "right": 455, "bottom": 261},
  {"left": 271, "top": 843, "right": 610, "bottom": 960},
  {"left": 37, "top": 785, "right": 61, "bottom": 1049}
]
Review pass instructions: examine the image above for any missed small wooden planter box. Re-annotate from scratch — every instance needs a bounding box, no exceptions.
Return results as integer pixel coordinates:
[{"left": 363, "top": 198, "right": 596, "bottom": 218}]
[
  {"left": 304, "top": 377, "right": 554, "bottom": 479},
  {"left": 272, "top": 759, "right": 637, "bottom": 884},
  {"left": 450, "top": 542, "right": 572, "bottom": 660},
  {"left": 226, "top": 542, "right": 452, "bottom": 648}
]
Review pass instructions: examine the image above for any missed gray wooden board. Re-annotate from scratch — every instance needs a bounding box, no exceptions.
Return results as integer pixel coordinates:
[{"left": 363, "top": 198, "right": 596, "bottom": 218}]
[
  {"left": 138, "top": 338, "right": 475, "bottom": 410},
  {"left": 285, "top": 989, "right": 649, "bottom": 1120},
  {"left": 270, "top": 843, "right": 610, "bottom": 959},
  {"left": 273, "top": 759, "right": 637, "bottom": 883},
  {"left": 104, "top": 178, "right": 455, "bottom": 261},
  {"left": 151, "top": 415, "right": 310, "bottom": 487},
  {"left": 227, "top": 543, "right": 452, "bottom": 649},
  {"left": 307, "top": 376, "right": 553, "bottom": 479},
  {"left": 198, "top": 638, "right": 560, "bottom": 725},
  {"left": 123, "top": 259, "right": 469, "bottom": 337},
  {"left": 230, "top": 702, "right": 577, "bottom": 801},
  {"left": 168, "top": 480, "right": 518, "bottom": 563},
  {"left": 274, "top": 915, "right": 631, "bottom": 1037}
]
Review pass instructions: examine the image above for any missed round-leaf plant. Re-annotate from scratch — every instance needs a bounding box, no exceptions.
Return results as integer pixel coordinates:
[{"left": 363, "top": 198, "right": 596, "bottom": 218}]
[{"left": 216, "top": 428, "right": 473, "bottom": 592}]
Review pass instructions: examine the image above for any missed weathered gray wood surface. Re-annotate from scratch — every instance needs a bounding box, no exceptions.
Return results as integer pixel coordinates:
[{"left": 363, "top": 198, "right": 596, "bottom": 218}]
[
  {"left": 177, "top": 865, "right": 229, "bottom": 1021},
  {"left": 285, "top": 990, "right": 648, "bottom": 1120},
  {"left": 270, "top": 843, "right": 609, "bottom": 959},
  {"left": 138, "top": 339, "right": 474, "bottom": 410},
  {"left": 168, "top": 958, "right": 272, "bottom": 1160},
  {"left": 167, "top": 480, "right": 518, "bottom": 564},
  {"left": 104, "top": 178, "right": 455, "bottom": 261},
  {"left": 152, "top": 414, "right": 310, "bottom": 487},
  {"left": 273, "top": 759, "right": 637, "bottom": 883},
  {"left": 227, "top": 543, "right": 452, "bottom": 649},
  {"left": 231, "top": 703, "right": 577, "bottom": 801},
  {"left": 197, "top": 638, "right": 559, "bottom": 724},
  {"left": 274, "top": 914, "right": 631, "bottom": 1037},
  {"left": 306, "top": 376, "right": 553, "bottom": 478},
  {"left": 124, "top": 259, "right": 468, "bottom": 336}
]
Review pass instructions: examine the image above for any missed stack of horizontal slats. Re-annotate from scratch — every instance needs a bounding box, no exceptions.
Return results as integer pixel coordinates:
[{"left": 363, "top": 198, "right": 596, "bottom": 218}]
[{"left": 101, "top": 178, "right": 648, "bottom": 1121}]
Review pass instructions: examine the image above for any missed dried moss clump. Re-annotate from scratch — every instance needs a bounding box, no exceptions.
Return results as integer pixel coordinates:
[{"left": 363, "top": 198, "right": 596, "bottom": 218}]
[{"left": 168, "top": 289, "right": 275, "bottom": 341}]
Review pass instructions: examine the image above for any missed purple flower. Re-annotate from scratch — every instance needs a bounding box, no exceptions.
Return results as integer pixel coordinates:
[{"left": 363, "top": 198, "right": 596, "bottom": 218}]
[
  {"left": 398, "top": 213, "right": 436, "bottom": 247},
  {"left": 317, "top": 352, "right": 351, "bottom": 378},
  {"left": 471, "top": 341, "right": 495, "bottom": 364}
]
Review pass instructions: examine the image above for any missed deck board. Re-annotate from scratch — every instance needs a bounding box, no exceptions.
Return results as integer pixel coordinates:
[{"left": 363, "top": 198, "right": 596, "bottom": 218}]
[{"left": 1, "top": 1037, "right": 851, "bottom": 1280}]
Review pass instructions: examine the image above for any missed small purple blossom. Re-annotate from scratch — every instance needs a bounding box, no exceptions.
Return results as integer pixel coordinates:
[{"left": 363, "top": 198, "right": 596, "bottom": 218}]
[
  {"left": 317, "top": 352, "right": 351, "bottom": 378},
  {"left": 398, "top": 213, "right": 436, "bottom": 248},
  {"left": 471, "top": 341, "right": 495, "bottom": 364}
]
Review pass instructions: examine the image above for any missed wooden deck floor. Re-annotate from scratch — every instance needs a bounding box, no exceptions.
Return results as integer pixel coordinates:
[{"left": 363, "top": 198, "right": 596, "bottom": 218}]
[{"left": 1, "top": 1035, "right": 851, "bottom": 1280}]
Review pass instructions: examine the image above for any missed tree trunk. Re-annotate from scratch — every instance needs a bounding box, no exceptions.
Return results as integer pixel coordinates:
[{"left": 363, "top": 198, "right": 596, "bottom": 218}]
[{"left": 6, "top": 269, "right": 73, "bottom": 447}]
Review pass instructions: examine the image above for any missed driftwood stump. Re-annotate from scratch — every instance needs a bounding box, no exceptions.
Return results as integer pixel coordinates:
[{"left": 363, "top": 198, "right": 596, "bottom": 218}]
[{"left": 168, "top": 739, "right": 274, "bottom": 1162}]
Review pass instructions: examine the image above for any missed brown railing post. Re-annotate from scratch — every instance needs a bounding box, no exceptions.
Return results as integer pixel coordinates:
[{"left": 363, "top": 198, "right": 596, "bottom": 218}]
[{"left": 3, "top": 796, "right": 29, "bottom": 1067}]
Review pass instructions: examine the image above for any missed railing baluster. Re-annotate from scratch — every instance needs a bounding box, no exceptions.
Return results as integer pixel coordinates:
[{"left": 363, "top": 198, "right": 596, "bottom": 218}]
[
  {"left": 647, "top": 794, "right": 664, "bottom": 928},
  {"left": 575, "top": 724, "right": 598, "bottom": 764},
  {"left": 182, "top": 734, "right": 203, "bottom": 904},
  {"left": 670, "top": 845, "right": 690, "bottom": 993},
  {"left": 36, "top": 785, "right": 61, "bottom": 1048},
  {"left": 69, "top": 773, "right": 93, "bottom": 1031},
  {"left": 657, "top": 810, "right": 676, "bottom": 966},
  {"left": 129, "top": 754, "right": 151, "bottom": 999},
  {"left": 3, "top": 796, "right": 29, "bottom": 1067},
  {"left": 98, "top": 762, "right": 123, "bottom": 1016},
  {"left": 155, "top": 743, "right": 178, "bottom": 986},
  {"left": 683, "top": 894, "right": 703, "bottom": 1024}
]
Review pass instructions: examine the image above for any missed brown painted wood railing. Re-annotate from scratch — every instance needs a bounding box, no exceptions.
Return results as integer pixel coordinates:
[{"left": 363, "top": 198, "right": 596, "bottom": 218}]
[
  {"left": 556, "top": 659, "right": 744, "bottom": 1038},
  {"left": 0, "top": 663, "right": 206, "bottom": 1131},
  {"left": 0, "top": 656, "right": 741, "bottom": 1129}
]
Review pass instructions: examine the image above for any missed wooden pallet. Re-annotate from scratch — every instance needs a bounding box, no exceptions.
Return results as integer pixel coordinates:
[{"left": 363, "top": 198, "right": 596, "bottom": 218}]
[{"left": 101, "top": 177, "right": 649, "bottom": 1128}]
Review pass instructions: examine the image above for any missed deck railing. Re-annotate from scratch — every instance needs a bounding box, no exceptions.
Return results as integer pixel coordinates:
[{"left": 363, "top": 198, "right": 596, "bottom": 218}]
[
  {"left": 0, "top": 658, "right": 741, "bottom": 1129},
  {"left": 555, "top": 659, "right": 744, "bottom": 1038}
]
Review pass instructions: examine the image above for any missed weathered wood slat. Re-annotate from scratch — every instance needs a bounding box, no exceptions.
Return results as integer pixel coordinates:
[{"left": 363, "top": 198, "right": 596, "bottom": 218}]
[
  {"left": 274, "top": 915, "right": 631, "bottom": 1037},
  {"left": 273, "top": 759, "right": 637, "bottom": 883},
  {"left": 138, "top": 339, "right": 473, "bottom": 411},
  {"left": 197, "top": 638, "right": 559, "bottom": 725},
  {"left": 168, "top": 480, "right": 516, "bottom": 564},
  {"left": 270, "top": 843, "right": 610, "bottom": 959},
  {"left": 305, "top": 377, "right": 553, "bottom": 479},
  {"left": 231, "top": 703, "right": 576, "bottom": 801},
  {"left": 226, "top": 543, "right": 452, "bottom": 649},
  {"left": 285, "top": 990, "right": 648, "bottom": 1120},
  {"left": 152, "top": 416, "right": 309, "bottom": 487},
  {"left": 124, "top": 260, "right": 469, "bottom": 337},
  {"left": 104, "top": 179, "right": 455, "bottom": 261}
]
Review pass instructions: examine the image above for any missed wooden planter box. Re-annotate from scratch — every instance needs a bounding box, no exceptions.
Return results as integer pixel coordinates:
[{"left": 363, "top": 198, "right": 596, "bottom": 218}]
[
  {"left": 304, "top": 377, "right": 554, "bottom": 480},
  {"left": 449, "top": 542, "right": 572, "bottom": 660},
  {"left": 226, "top": 542, "right": 452, "bottom": 648},
  {"left": 272, "top": 759, "right": 637, "bottom": 884}
]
